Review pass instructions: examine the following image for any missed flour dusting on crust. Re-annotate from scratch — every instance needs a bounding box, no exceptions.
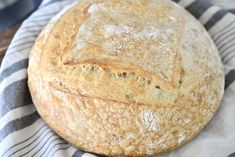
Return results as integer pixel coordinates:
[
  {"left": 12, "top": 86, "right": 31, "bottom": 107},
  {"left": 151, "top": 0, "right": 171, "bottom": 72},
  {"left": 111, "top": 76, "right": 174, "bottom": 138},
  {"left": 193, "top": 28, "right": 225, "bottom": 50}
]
[{"left": 139, "top": 109, "right": 160, "bottom": 131}]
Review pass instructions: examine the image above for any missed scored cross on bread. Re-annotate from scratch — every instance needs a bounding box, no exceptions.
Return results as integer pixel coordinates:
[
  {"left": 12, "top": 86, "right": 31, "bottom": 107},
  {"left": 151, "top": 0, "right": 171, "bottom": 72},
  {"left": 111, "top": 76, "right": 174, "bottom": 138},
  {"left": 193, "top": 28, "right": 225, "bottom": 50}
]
[{"left": 39, "top": 0, "right": 214, "bottom": 106}]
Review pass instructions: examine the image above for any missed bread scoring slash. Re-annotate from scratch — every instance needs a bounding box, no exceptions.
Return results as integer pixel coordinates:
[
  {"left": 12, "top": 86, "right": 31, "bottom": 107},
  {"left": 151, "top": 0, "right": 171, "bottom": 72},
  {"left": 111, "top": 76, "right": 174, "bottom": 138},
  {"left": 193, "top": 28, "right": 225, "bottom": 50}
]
[{"left": 27, "top": 0, "right": 224, "bottom": 156}]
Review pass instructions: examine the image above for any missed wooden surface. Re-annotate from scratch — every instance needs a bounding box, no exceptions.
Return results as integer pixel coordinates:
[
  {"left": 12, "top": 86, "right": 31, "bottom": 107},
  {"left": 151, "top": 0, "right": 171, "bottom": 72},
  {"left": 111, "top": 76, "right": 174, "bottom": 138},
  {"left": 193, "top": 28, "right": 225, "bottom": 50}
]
[{"left": 0, "top": 25, "right": 20, "bottom": 65}]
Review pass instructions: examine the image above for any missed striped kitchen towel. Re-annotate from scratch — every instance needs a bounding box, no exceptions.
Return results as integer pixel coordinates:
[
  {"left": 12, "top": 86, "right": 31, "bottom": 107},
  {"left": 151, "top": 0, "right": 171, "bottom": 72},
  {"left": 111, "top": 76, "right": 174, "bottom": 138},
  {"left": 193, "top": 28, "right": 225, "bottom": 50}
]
[{"left": 0, "top": 0, "right": 235, "bottom": 157}]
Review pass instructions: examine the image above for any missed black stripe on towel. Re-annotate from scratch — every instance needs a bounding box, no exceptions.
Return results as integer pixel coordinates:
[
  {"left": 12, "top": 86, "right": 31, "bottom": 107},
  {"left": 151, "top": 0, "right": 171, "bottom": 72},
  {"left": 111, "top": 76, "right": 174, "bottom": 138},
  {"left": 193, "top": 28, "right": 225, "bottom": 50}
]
[
  {"left": 228, "top": 152, "right": 235, "bottom": 157},
  {"left": 185, "top": 0, "right": 212, "bottom": 19},
  {"left": 172, "top": 0, "right": 181, "bottom": 3},
  {"left": 227, "top": 9, "right": 235, "bottom": 14},
  {"left": 204, "top": 9, "right": 228, "bottom": 30},
  {"left": 0, "top": 59, "right": 28, "bottom": 83},
  {"left": 225, "top": 69, "right": 235, "bottom": 89},
  {"left": 0, "top": 111, "right": 40, "bottom": 142},
  {"left": 72, "top": 150, "right": 85, "bottom": 157},
  {"left": 0, "top": 79, "right": 32, "bottom": 118}
]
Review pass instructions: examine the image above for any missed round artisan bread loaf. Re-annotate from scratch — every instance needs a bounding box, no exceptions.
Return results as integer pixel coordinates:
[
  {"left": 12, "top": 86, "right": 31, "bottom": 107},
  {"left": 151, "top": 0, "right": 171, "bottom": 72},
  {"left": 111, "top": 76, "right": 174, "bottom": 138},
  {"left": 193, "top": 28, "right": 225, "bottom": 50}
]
[{"left": 27, "top": 0, "right": 224, "bottom": 156}]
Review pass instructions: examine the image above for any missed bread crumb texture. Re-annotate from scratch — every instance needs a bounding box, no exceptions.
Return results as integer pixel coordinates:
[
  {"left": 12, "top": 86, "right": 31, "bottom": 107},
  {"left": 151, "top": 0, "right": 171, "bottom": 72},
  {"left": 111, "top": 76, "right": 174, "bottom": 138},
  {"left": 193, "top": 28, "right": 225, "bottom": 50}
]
[{"left": 27, "top": 0, "right": 224, "bottom": 156}]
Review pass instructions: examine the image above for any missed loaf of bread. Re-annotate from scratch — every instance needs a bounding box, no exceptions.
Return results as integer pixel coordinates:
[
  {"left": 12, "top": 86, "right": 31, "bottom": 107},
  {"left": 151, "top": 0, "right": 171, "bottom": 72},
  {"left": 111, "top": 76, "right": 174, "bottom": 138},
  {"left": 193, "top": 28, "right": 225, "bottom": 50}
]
[{"left": 27, "top": 0, "right": 224, "bottom": 156}]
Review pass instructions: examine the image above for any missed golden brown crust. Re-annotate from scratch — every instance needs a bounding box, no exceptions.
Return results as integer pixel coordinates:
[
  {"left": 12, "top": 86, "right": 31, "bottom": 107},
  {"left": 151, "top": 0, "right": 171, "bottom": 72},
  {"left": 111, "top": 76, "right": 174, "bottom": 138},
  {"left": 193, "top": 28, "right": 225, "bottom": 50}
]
[{"left": 27, "top": 0, "right": 224, "bottom": 156}]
